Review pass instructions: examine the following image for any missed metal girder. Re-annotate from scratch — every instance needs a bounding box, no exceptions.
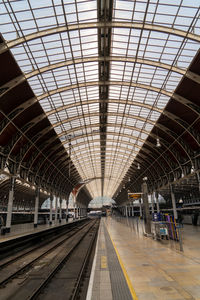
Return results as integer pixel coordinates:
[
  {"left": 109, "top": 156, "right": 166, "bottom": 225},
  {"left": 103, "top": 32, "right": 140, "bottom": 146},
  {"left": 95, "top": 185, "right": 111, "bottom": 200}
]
[
  {"left": 27, "top": 145, "right": 66, "bottom": 174},
  {"left": 18, "top": 123, "right": 146, "bottom": 171},
  {"left": 48, "top": 166, "right": 73, "bottom": 194},
  {"left": 18, "top": 126, "right": 53, "bottom": 169},
  {"left": 39, "top": 81, "right": 198, "bottom": 115},
  {"left": 62, "top": 134, "right": 172, "bottom": 174},
  {"left": 37, "top": 80, "right": 171, "bottom": 100},
  {"left": 29, "top": 145, "right": 71, "bottom": 179},
  {"left": 40, "top": 123, "right": 191, "bottom": 167},
  {"left": 1, "top": 80, "right": 198, "bottom": 147},
  {"left": 46, "top": 99, "right": 162, "bottom": 115},
  {"left": 11, "top": 116, "right": 191, "bottom": 180},
  {"left": 50, "top": 111, "right": 198, "bottom": 153},
  {"left": 154, "top": 123, "right": 193, "bottom": 163},
  {"left": 4, "top": 56, "right": 200, "bottom": 100},
  {"left": 40, "top": 153, "right": 78, "bottom": 184},
  {"left": 0, "top": 96, "right": 161, "bottom": 144},
  {"left": 1, "top": 21, "right": 200, "bottom": 55},
  {"left": 127, "top": 143, "right": 196, "bottom": 194},
  {"left": 186, "top": 70, "right": 200, "bottom": 85},
  {"left": 0, "top": 87, "right": 199, "bottom": 168},
  {"left": 0, "top": 114, "right": 74, "bottom": 193},
  {"left": 1, "top": 97, "right": 196, "bottom": 190},
  {"left": 5, "top": 111, "right": 154, "bottom": 160},
  {"left": 6, "top": 114, "right": 46, "bottom": 158},
  {"left": 27, "top": 56, "right": 185, "bottom": 78},
  {"left": 163, "top": 110, "right": 199, "bottom": 152},
  {"left": 62, "top": 137, "right": 173, "bottom": 177},
  {"left": 37, "top": 151, "right": 77, "bottom": 183},
  {"left": 38, "top": 151, "right": 68, "bottom": 178}
]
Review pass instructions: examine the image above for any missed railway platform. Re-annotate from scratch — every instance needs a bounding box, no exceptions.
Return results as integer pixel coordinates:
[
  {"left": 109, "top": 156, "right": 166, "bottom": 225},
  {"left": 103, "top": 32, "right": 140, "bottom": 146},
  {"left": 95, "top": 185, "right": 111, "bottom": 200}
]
[
  {"left": 88, "top": 216, "right": 200, "bottom": 300},
  {"left": 0, "top": 218, "right": 74, "bottom": 243}
]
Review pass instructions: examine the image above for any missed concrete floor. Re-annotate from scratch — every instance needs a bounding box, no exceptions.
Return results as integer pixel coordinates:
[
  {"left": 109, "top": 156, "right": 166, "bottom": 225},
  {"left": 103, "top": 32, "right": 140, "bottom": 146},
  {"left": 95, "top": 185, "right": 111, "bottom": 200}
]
[{"left": 105, "top": 215, "right": 200, "bottom": 300}]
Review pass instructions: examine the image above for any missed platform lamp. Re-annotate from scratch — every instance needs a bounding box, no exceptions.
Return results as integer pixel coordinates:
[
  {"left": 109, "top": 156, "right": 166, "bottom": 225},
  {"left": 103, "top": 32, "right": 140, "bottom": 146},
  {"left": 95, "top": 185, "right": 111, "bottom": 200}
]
[
  {"left": 156, "top": 137, "right": 161, "bottom": 147},
  {"left": 155, "top": 127, "right": 161, "bottom": 147},
  {"left": 179, "top": 197, "right": 183, "bottom": 208}
]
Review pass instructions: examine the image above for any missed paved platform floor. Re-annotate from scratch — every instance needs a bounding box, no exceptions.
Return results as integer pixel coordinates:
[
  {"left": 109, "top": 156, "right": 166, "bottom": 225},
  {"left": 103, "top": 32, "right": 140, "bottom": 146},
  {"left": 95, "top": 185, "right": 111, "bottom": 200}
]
[
  {"left": 87, "top": 218, "right": 133, "bottom": 300},
  {"left": 0, "top": 218, "right": 73, "bottom": 242},
  {"left": 101, "top": 215, "right": 200, "bottom": 300}
]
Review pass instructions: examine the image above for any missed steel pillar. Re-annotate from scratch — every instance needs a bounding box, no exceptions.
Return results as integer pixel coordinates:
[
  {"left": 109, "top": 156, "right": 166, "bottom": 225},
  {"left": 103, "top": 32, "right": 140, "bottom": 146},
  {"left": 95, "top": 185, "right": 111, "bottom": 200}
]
[
  {"left": 125, "top": 206, "right": 128, "bottom": 217},
  {"left": 59, "top": 197, "right": 62, "bottom": 223},
  {"left": 155, "top": 191, "right": 160, "bottom": 213},
  {"left": 5, "top": 177, "right": 16, "bottom": 233},
  {"left": 196, "top": 171, "right": 200, "bottom": 193},
  {"left": 132, "top": 205, "right": 134, "bottom": 217},
  {"left": 151, "top": 193, "right": 155, "bottom": 214},
  {"left": 139, "top": 199, "right": 142, "bottom": 217},
  {"left": 49, "top": 194, "right": 53, "bottom": 225},
  {"left": 170, "top": 184, "right": 178, "bottom": 220},
  {"left": 142, "top": 181, "right": 151, "bottom": 235},
  {"left": 55, "top": 196, "right": 58, "bottom": 222},
  {"left": 34, "top": 186, "right": 40, "bottom": 228},
  {"left": 66, "top": 200, "right": 68, "bottom": 221}
]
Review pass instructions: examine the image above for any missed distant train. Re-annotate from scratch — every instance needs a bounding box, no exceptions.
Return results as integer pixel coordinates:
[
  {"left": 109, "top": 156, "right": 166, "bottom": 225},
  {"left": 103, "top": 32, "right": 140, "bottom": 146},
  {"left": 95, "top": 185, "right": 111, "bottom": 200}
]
[{"left": 88, "top": 210, "right": 102, "bottom": 218}]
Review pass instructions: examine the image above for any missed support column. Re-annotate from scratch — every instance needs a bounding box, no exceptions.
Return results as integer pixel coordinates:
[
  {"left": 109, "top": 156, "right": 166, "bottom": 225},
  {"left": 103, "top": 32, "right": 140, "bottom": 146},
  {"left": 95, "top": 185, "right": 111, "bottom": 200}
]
[
  {"left": 73, "top": 195, "right": 76, "bottom": 219},
  {"left": 59, "top": 197, "right": 62, "bottom": 223},
  {"left": 55, "top": 196, "right": 58, "bottom": 223},
  {"left": 34, "top": 186, "right": 40, "bottom": 228},
  {"left": 170, "top": 184, "right": 178, "bottom": 220},
  {"left": 151, "top": 193, "right": 155, "bottom": 215},
  {"left": 125, "top": 205, "right": 128, "bottom": 217},
  {"left": 132, "top": 205, "right": 134, "bottom": 217},
  {"left": 75, "top": 203, "right": 78, "bottom": 219},
  {"left": 155, "top": 191, "right": 160, "bottom": 213},
  {"left": 128, "top": 206, "right": 130, "bottom": 217},
  {"left": 196, "top": 171, "right": 200, "bottom": 193},
  {"left": 142, "top": 180, "right": 151, "bottom": 235},
  {"left": 6, "top": 177, "right": 16, "bottom": 233},
  {"left": 79, "top": 207, "right": 81, "bottom": 218},
  {"left": 66, "top": 199, "right": 68, "bottom": 222},
  {"left": 49, "top": 194, "right": 53, "bottom": 225},
  {"left": 139, "top": 199, "right": 142, "bottom": 217},
  {"left": 77, "top": 206, "right": 79, "bottom": 218}
]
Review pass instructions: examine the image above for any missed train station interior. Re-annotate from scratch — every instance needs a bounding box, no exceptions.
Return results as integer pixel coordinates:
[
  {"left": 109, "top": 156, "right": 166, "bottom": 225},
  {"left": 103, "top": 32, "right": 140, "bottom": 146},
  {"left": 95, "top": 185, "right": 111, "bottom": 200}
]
[{"left": 0, "top": 0, "right": 200, "bottom": 299}]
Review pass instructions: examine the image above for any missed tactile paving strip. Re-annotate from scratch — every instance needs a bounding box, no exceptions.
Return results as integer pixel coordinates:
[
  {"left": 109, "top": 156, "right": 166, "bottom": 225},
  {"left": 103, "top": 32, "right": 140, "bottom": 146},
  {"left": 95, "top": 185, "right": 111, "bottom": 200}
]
[{"left": 103, "top": 222, "right": 133, "bottom": 300}]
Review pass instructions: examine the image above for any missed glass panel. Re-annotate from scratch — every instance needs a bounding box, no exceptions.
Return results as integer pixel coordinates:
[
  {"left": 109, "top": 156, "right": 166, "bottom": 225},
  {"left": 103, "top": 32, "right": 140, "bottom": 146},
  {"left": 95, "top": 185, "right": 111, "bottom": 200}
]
[{"left": 0, "top": 0, "right": 199, "bottom": 199}]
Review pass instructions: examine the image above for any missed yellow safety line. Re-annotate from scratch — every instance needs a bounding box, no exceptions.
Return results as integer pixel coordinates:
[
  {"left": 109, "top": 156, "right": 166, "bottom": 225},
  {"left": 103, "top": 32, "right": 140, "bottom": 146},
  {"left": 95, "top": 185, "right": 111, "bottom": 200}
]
[
  {"left": 101, "top": 255, "right": 107, "bottom": 268},
  {"left": 105, "top": 221, "right": 138, "bottom": 300}
]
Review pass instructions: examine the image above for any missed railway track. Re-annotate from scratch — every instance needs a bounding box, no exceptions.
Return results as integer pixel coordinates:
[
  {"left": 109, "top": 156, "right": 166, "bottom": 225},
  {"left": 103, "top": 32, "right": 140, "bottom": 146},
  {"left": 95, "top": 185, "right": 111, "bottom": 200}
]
[
  {"left": 0, "top": 218, "right": 99, "bottom": 300},
  {"left": 0, "top": 220, "right": 90, "bottom": 270}
]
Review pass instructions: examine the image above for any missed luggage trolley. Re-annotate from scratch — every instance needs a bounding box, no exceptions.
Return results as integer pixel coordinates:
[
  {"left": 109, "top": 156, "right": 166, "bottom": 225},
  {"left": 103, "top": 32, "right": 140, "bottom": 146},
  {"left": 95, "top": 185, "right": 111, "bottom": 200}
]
[{"left": 154, "top": 221, "right": 169, "bottom": 240}]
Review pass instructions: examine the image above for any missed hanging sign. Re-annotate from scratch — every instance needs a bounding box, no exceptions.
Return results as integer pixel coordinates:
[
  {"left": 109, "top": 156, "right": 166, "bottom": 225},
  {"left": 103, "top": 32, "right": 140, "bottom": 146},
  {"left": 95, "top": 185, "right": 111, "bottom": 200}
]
[{"left": 128, "top": 193, "right": 142, "bottom": 200}]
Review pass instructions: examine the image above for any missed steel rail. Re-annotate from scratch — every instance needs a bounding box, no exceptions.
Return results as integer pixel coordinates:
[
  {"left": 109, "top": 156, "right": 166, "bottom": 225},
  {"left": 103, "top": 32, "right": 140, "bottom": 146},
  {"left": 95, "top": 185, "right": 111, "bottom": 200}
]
[
  {"left": 28, "top": 219, "right": 98, "bottom": 300},
  {"left": 0, "top": 220, "right": 90, "bottom": 287}
]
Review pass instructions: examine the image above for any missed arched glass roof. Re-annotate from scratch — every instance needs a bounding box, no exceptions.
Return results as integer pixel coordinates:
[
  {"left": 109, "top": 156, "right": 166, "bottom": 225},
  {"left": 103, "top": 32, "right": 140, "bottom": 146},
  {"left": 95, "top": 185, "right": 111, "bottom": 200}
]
[{"left": 0, "top": 0, "right": 199, "bottom": 200}]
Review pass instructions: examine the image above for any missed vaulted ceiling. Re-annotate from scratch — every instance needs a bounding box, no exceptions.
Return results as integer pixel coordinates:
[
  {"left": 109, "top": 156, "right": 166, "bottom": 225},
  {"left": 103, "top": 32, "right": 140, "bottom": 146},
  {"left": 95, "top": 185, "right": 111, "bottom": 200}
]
[{"left": 0, "top": 0, "right": 199, "bottom": 206}]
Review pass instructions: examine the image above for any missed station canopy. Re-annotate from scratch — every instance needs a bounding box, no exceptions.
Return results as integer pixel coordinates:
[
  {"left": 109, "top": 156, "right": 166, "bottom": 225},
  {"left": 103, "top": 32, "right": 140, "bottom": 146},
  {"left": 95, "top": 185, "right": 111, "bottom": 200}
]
[{"left": 0, "top": 0, "right": 199, "bottom": 206}]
